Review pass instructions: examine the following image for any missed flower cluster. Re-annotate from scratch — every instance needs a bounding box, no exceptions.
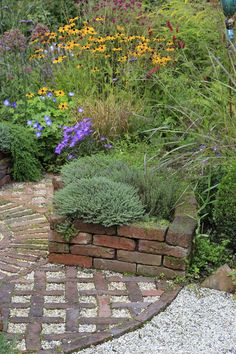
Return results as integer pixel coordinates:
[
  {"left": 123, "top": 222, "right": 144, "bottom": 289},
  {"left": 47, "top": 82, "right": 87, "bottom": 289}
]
[
  {"left": 29, "top": 15, "right": 185, "bottom": 75},
  {"left": 55, "top": 118, "right": 93, "bottom": 154},
  {"left": 2, "top": 99, "right": 17, "bottom": 108},
  {"left": 0, "top": 29, "right": 27, "bottom": 53}
]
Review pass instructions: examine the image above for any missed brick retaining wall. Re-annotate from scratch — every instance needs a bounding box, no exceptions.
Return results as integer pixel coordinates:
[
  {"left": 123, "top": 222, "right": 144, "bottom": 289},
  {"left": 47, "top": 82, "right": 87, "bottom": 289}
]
[
  {"left": 49, "top": 187, "right": 197, "bottom": 279},
  {"left": 0, "top": 152, "right": 11, "bottom": 187}
]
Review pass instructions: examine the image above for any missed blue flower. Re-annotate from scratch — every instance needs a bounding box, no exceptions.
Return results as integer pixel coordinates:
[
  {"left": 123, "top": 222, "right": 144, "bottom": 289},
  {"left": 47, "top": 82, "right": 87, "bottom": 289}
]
[
  {"left": 68, "top": 92, "right": 75, "bottom": 97},
  {"left": 47, "top": 92, "right": 53, "bottom": 97},
  {"left": 104, "top": 143, "right": 113, "bottom": 149},
  {"left": 11, "top": 102, "right": 17, "bottom": 108},
  {"left": 27, "top": 120, "right": 32, "bottom": 126},
  {"left": 3, "top": 99, "right": 11, "bottom": 107},
  {"left": 77, "top": 107, "right": 84, "bottom": 113},
  {"left": 33, "top": 122, "right": 39, "bottom": 129},
  {"left": 36, "top": 131, "right": 42, "bottom": 138}
]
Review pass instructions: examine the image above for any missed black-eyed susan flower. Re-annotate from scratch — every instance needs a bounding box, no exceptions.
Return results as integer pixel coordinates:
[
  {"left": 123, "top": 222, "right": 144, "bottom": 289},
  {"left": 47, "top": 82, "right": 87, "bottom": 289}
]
[
  {"left": 55, "top": 90, "right": 65, "bottom": 97},
  {"left": 26, "top": 92, "right": 34, "bottom": 99},
  {"left": 38, "top": 87, "right": 48, "bottom": 95},
  {"left": 58, "top": 102, "right": 68, "bottom": 110}
]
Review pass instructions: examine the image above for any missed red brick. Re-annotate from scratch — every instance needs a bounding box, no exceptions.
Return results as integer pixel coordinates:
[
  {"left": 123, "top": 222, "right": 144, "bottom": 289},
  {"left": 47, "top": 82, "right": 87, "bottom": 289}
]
[
  {"left": 166, "top": 216, "right": 196, "bottom": 248},
  {"left": 94, "top": 258, "right": 136, "bottom": 273},
  {"left": 48, "top": 242, "right": 69, "bottom": 254},
  {"left": 117, "top": 225, "right": 166, "bottom": 241},
  {"left": 97, "top": 296, "right": 112, "bottom": 317},
  {"left": 163, "top": 256, "right": 187, "bottom": 270},
  {"left": 117, "top": 250, "right": 161, "bottom": 266},
  {"left": 93, "top": 235, "right": 135, "bottom": 251},
  {"left": 137, "top": 264, "right": 185, "bottom": 279},
  {"left": 71, "top": 245, "right": 115, "bottom": 259},
  {"left": 74, "top": 220, "right": 116, "bottom": 235},
  {"left": 142, "top": 289, "right": 164, "bottom": 296},
  {"left": 70, "top": 232, "right": 92, "bottom": 245},
  {"left": 48, "top": 253, "right": 92, "bottom": 267},
  {"left": 49, "top": 230, "right": 65, "bottom": 243},
  {"left": 138, "top": 240, "right": 189, "bottom": 258}
]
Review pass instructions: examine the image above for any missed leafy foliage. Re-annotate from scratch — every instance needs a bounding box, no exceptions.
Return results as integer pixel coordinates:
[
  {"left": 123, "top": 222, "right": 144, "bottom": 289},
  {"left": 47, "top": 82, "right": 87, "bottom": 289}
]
[
  {"left": 54, "top": 177, "right": 144, "bottom": 226},
  {"left": 0, "top": 333, "right": 19, "bottom": 354},
  {"left": 189, "top": 235, "right": 231, "bottom": 277},
  {"left": 214, "top": 164, "right": 236, "bottom": 250},
  {"left": 0, "top": 123, "right": 42, "bottom": 181}
]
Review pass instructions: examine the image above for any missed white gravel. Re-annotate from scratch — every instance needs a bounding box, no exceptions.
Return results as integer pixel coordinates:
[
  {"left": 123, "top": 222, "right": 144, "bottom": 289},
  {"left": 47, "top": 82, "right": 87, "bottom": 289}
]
[{"left": 78, "top": 286, "right": 236, "bottom": 354}]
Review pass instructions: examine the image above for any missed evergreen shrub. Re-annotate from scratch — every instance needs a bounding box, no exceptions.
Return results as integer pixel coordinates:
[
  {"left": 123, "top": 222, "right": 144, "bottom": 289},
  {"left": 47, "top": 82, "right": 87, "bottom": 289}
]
[
  {"left": 54, "top": 177, "right": 144, "bottom": 227},
  {"left": 0, "top": 123, "right": 42, "bottom": 181}
]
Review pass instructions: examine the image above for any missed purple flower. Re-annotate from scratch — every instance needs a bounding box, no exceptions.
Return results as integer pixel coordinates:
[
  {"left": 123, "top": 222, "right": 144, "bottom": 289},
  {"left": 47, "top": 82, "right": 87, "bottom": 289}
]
[
  {"left": 77, "top": 107, "right": 84, "bottom": 113},
  {"left": 36, "top": 131, "right": 42, "bottom": 138},
  {"left": 11, "top": 102, "right": 17, "bottom": 108},
  {"left": 27, "top": 120, "right": 32, "bottom": 126},
  {"left": 47, "top": 91, "right": 53, "bottom": 97},
  {"left": 52, "top": 97, "right": 57, "bottom": 103},
  {"left": 3, "top": 99, "right": 10, "bottom": 107},
  {"left": 68, "top": 92, "right": 75, "bottom": 97},
  {"left": 100, "top": 136, "right": 107, "bottom": 141},
  {"left": 33, "top": 122, "right": 39, "bottom": 129},
  {"left": 104, "top": 143, "right": 113, "bottom": 149}
]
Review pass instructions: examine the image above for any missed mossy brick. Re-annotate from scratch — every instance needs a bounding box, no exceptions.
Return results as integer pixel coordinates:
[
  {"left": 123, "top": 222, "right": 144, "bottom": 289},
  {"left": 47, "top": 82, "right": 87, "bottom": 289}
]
[
  {"left": 138, "top": 240, "right": 189, "bottom": 258},
  {"left": 71, "top": 245, "right": 115, "bottom": 259},
  {"left": 137, "top": 264, "right": 185, "bottom": 279},
  {"left": 166, "top": 216, "right": 197, "bottom": 248},
  {"left": 117, "top": 250, "right": 162, "bottom": 266},
  {"left": 93, "top": 234, "right": 136, "bottom": 251},
  {"left": 48, "top": 241, "right": 69, "bottom": 254},
  {"left": 163, "top": 256, "right": 187, "bottom": 270},
  {"left": 117, "top": 225, "right": 166, "bottom": 241},
  {"left": 49, "top": 215, "right": 67, "bottom": 230},
  {"left": 94, "top": 258, "right": 136, "bottom": 273},
  {"left": 74, "top": 220, "right": 116, "bottom": 235}
]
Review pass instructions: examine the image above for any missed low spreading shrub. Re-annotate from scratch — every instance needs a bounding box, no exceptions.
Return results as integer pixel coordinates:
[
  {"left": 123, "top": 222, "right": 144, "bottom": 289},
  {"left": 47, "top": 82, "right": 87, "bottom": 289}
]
[
  {"left": 0, "top": 123, "right": 42, "bottom": 181},
  {"left": 54, "top": 177, "right": 144, "bottom": 226},
  {"left": 60, "top": 155, "right": 183, "bottom": 220},
  {"left": 214, "top": 164, "right": 236, "bottom": 251}
]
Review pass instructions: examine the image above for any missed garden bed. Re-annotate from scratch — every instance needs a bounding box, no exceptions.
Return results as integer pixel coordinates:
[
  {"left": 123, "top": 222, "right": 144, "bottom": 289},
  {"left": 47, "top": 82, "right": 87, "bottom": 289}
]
[
  {"left": 49, "top": 181, "right": 197, "bottom": 279},
  {"left": 0, "top": 152, "right": 11, "bottom": 187}
]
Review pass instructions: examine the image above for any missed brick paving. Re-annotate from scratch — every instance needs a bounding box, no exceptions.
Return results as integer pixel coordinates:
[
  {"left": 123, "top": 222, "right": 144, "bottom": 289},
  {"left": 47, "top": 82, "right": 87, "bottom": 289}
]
[{"left": 0, "top": 176, "right": 181, "bottom": 353}]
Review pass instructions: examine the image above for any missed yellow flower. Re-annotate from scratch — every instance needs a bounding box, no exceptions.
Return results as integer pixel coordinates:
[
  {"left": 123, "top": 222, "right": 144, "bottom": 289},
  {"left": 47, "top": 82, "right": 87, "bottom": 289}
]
[
  {"left": 68, "top": 28, "right": 80, "bottom": 35},
  {"left": 166, "top": 47, "right": 175, "bottom": 52},
  {"left": 96, "top": 45, "right": 106, "bottom": 52},
  {"left": 77, "top": 64, "right": 83, "bottom": 69},
  {"left": 52, "top": 56, "right": 64, "bottom": 64},
  {"left": 117, "top": 56, "right": 127, "bottom": 63},
  {"left": 58, "top": 102, "right": 69, "bottom": 110},
  {"left": 55, "top": 90, "right": 65, "bottom": 97},
  {"left": 116, "top": 25, "right": 125, "bottom": 32},
  {"left": 69, "top": 16, "right": 79, "bottom": 23},
  {"left": 95, "top": 17, "right": 104, "bottom": 22},
  {"left": 112, "top": 47, "right": 122, "bottom": 52},
  {"left": 91, "top": 67, "right": 100, "bottom": 73},
  {"left": 38, "top": 87, "right": 48, "bottom": 95},
  {"left": 26, "top": 92, "right": 34, "bottom": 99}
]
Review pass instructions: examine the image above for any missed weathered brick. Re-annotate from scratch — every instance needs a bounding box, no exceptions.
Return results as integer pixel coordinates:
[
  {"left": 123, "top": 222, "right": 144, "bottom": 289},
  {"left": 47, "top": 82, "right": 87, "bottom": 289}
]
[
  {"left": 166, "top": 216, "right": 196, "bottom": 248},
  {"left": 70, "top": 232, "right": 92, "bottom": 245},
  {"left": 138, "top": 240, "right": 189, "bottom": 258},
  {"left": 49, "top": 215, "right": 67, "bottom": 230},
  {"left": 94, "top": 258, "right": 136, "bottom": 273},
  {"left": 117, "top": 250, "right": 162, "bottom": 266},
  {"left": 71, "top": 245, "right": 115, "bottom": 259},
  {"left": 74, "top": 220, "right": 116, "bottom": 235},
  {"left": 48, "top": 253, "right": 92, "bottom": 267},
  {"left": 117, "top": 225, "right": 166, "bottom": 241},
  {"left": 0, "top": 175, "right": 10, "bottom": 187},
  {"left": 48, "top": 241, "right": 69, "bottom": 254},
  {"left": 93, "top": 235, "right": 136, "bottom": 251},
  {"left": 137, "top": 264, "right": 185, "bottom": 279},
  {"left": 52, "top": 175, "right": 64, "bottom": 191},
  {"left": 163, "top": 256, "right": 187, "bottom": 270},
  {"left": 49, "top": 229, "right": 65, "bottom": 243}
]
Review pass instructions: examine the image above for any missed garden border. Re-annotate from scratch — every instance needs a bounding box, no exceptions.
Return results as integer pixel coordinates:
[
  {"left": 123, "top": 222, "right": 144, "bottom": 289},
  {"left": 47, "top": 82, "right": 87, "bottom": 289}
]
[{"left": 49, "top": 177, "right": 198, "bottom": 279}]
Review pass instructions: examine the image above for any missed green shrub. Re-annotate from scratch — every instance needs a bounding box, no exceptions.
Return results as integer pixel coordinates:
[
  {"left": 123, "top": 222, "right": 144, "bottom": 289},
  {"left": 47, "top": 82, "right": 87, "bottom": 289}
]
[
  {"left": 54, "top": 177, "right": 144, "bottom": 227},
  {"left": 0, "top": 123, "right": 42, "bottom": 181},
  {"left": 213, "top": 164, "right": 236, "bottom": 250},
  {"left": 0, "top": 333, "right": 19, "bottom": 354},
  {"left": 61, "top": 155, "right": 183, "bottom": 220},
  {"left": 189, "top": 235, "right": 231, "bottom": 277}
]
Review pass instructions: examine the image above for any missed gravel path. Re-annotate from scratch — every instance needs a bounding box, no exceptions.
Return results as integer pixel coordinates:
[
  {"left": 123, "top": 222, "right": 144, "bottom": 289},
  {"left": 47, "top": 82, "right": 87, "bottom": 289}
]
[{"left": 79, "top": 286, "right": 236, "bottom": 354}]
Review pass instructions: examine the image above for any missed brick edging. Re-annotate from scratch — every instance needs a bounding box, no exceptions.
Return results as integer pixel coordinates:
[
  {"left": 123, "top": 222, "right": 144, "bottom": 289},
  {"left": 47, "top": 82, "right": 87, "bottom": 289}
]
[{"left": 61, "top": 285, "right": 182, "bottom": 353}]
